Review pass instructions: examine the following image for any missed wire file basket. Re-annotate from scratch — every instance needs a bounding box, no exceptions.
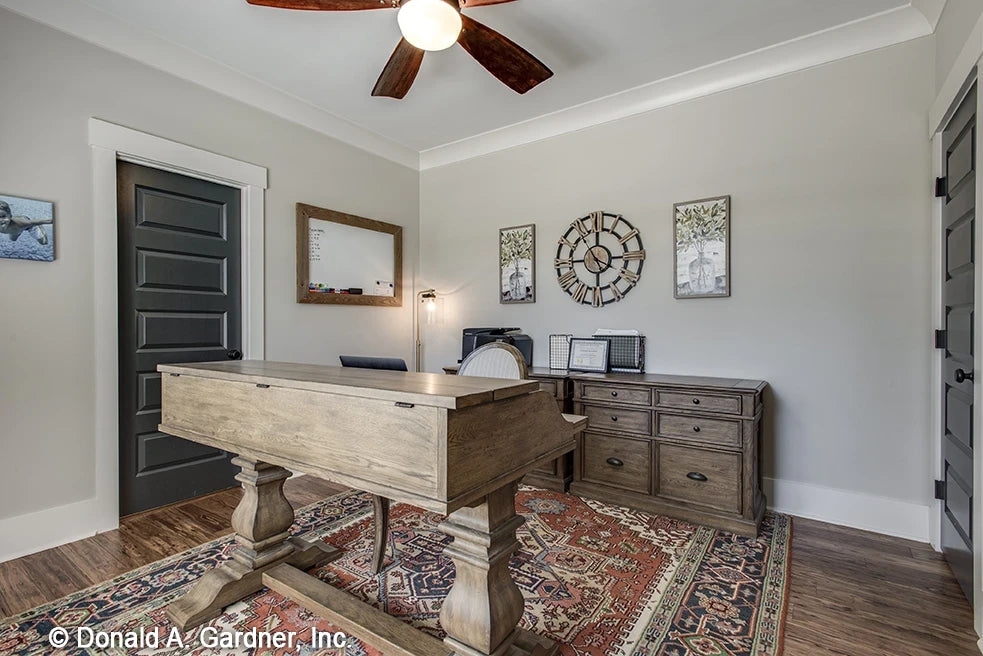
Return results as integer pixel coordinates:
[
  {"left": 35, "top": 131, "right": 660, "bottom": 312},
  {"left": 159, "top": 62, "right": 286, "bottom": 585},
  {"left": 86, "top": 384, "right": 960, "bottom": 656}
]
[
  {"left": 592, "top": 335, "right": 645, "bottom": 373},
  {"left": 548, "top": 334, "right": 572, "bottom": 369}
]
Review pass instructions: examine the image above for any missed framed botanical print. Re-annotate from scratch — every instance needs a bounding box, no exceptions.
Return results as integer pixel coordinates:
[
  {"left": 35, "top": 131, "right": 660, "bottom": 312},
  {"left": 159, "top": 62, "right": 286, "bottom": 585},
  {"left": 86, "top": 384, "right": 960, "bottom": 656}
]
[
  {"left": 500, "top": 224, "right": 535, "bottom": 304},
  {"left": 674, "top": 196, "right": 730, "bottom": 298}
]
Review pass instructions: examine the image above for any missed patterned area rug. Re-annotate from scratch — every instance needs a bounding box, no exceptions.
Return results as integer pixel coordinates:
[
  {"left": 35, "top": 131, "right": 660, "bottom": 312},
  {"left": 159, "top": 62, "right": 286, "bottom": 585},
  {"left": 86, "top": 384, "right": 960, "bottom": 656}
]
[{"left": 0, "top": 487, "right": 791, "bottom": 656}]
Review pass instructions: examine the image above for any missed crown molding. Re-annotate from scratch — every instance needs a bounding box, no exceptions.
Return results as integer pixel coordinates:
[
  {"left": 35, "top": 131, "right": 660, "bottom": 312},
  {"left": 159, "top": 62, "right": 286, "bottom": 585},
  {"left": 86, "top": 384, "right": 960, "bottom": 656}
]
[
  {"left": 911, "top": 0, "right": 947, "bottom": 31},
  {"left": 419, "top": 3, "right": 939, "bottom": 170},
  {"left": 0, "top": 0, "right": 421, "bottom": 170},
  {"left": 1, "top": 1, "right": 941, "bottom": 172}
]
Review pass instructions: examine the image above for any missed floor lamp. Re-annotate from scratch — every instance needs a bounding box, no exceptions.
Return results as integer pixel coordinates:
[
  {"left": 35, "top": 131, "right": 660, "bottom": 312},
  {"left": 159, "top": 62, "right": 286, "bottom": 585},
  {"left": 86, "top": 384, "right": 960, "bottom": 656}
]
[{"left": 415, "top": 289, "right": 438, "bottom": 372}]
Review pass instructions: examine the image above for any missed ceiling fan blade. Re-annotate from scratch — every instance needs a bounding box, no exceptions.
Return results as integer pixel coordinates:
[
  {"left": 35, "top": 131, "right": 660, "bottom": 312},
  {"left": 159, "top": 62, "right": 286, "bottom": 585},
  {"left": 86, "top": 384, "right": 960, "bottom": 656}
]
[
  {"left": 246, "top": 0, "right": 394, "bottom": 10},
  {"left": 457, "top": 14, "right": 552, "bottom": 94},
  {"left": 372, "top": 39, "right": 425, "bottom": 99},
  {"left": 458, "top": 0, "right": 517, "bottom": 7}
]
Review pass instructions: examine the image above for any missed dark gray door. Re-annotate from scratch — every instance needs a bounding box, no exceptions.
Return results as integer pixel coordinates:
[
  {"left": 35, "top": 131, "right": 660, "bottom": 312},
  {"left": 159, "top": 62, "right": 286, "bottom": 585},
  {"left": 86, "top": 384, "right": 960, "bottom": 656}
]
[
  {"left": 941, "top": 83, "right": 977, "bottom": 605},
  {"left": 118, "top": 162, "right": 241, "bottom": 516}
]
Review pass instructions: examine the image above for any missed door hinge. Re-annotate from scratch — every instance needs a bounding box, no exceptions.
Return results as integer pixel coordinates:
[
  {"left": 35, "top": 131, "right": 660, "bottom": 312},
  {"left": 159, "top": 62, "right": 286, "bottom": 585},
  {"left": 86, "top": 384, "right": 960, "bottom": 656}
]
[
  {"left": 935, "top": 479, "right": 946, "bottom": 501},
  {"left": 935, "top": 177, "right": 948, "bottom": 198},
  {"left": 935, "top": 329, "right": 948, "bottom": 349}
]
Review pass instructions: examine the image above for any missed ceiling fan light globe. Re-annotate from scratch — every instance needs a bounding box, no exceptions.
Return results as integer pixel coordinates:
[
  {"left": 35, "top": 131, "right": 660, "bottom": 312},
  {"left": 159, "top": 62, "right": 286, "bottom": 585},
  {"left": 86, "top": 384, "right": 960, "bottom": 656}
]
[{"left": 397, "top": 0, "right": 462, "bottom": 51}]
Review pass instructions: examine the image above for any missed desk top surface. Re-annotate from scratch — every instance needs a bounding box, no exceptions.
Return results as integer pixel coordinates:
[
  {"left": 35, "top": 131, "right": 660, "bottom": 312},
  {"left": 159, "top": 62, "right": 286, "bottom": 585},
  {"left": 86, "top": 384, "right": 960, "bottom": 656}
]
[{"left": 159, "top": 360, "right": 538, "bottom": 409}]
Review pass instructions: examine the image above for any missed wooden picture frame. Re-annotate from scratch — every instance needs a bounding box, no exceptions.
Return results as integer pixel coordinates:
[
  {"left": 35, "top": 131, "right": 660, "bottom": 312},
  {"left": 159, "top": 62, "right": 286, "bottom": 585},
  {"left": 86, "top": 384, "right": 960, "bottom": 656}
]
[
  {"left": 296, "top": 203, "right": 403, "bottom": 307},
  {"left": 673, "top": 195, "right": 731, "bottom": 299},
  {"left": 500, "top": 223, "right": 536, "bottom": 304}
]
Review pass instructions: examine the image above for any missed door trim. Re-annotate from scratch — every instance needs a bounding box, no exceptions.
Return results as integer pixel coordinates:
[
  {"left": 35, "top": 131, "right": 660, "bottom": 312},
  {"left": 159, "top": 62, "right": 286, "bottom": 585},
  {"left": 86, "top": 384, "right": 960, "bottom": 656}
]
[
  {"left": 91, "top": 117, "right": 267, "bottom": 526},
  {"left": 933, "top": 70, "right": 983, "bottom": 644},
  {"left": 931, "top": 127, "right": 944, "bottom": 555}
]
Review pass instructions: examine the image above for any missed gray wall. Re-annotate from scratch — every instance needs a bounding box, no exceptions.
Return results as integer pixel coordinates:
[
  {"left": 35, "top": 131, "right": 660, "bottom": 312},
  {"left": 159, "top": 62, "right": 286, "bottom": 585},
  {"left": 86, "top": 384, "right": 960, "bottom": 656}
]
[
  {"left": 935, "top": 0, "right": 983, "bottom": 91},
  {"left": 0, "top": 9, "right": 419, "bottom": 521},
  {"left": 420, "top": 37, "right": 935, "bottom": 507}
]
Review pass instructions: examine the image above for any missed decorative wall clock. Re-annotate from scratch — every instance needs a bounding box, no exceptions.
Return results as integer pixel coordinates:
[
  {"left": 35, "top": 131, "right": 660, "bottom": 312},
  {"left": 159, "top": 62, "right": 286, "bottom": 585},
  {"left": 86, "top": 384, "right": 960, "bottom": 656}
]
[{"left": 554, "top": 211, "right": 646, "bottom": 307}]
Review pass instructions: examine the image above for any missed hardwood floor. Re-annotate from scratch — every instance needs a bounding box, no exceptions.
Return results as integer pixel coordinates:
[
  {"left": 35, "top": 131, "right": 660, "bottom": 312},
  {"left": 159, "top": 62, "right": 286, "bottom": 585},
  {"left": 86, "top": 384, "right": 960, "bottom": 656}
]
[
  {"left": 0, "top": 476, "right": 346, "bottom": 619},
  {"left": 0, "top": 478, "right": 979, "bottom": 655}
]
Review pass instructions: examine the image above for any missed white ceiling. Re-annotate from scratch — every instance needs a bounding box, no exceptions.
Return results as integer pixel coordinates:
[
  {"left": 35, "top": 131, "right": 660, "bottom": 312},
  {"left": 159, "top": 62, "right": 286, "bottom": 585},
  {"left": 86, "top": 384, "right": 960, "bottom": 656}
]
[{"left": 1, "top": 0, "right": 940, "bottom": 167}]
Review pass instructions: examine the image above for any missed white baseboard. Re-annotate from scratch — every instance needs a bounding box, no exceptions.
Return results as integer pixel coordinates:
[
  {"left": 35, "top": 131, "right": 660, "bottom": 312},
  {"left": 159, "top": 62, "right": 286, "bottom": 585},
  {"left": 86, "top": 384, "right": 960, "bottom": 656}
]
[
  {"left": 0, "top": 474, "right": 306, "bottom": 564},
  {"left": 0, "top": 496, "right": 118, "bottom": 564},
  {"left": 765, "top": 477, "right": 931, "bottom": 543}
]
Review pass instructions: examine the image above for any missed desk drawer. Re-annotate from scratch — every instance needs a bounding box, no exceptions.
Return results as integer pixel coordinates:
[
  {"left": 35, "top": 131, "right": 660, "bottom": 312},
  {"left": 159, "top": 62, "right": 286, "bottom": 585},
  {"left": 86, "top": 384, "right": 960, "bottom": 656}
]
[
  {"left": 657, "top": 391, "right": 741, "bottom": 415},
  {"left": 584, "top": 404, "right": 651, "bottom": 435},
  {"left": 657, "top": 443, "right": 741, "bottom": 514},
  {"left": 582, "top": 432, "right": 651, "bottom": 494},
  {"left": 657, "top": 413, "right": 740, "bottom": 447},
  {"left": 581, "top": 384, "right": 651, "bottom": 406}
]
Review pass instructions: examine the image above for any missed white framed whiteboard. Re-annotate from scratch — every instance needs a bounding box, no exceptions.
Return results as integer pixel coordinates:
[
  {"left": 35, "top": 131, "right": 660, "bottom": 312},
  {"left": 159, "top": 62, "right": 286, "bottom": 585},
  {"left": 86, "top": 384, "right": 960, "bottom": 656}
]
[{"left": 297, "top": 204, "right": 402, "bottom": 307}]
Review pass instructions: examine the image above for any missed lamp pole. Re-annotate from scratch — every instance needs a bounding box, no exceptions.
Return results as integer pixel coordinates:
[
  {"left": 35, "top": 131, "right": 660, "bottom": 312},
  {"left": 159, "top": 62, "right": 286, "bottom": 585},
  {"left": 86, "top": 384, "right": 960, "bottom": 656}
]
[{"left": 415, "top": 289, "right": 437, "bottom": 372}]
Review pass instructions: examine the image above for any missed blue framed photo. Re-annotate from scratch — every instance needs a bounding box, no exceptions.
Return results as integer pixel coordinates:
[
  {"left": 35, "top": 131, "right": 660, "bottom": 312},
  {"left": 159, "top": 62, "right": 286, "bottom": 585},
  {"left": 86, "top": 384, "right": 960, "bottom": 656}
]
[{"left": 0, "top": 194, "right": 54, "bottom": 262}]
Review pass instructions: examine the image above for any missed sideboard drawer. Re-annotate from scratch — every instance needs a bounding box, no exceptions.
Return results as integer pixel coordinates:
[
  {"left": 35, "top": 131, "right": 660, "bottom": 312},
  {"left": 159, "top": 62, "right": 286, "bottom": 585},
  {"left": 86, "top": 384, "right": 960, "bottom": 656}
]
[
  {"left": 581, "top": 384, "right": 652, "bottom": 406},
  {"left": 657, "top": 391, "right": 741, "bottom": 415},
  {"left": 657, "top": 413, "right": 740, "bottom": 447},
  {"left": 657, "top": 444, "right": 741, "bottom": 514},
  {"left": 584, "top": 404, "right": 651, "bottom": 435},
  {"left": 582, "top": 432, "right": 651, "bottom": 494}
]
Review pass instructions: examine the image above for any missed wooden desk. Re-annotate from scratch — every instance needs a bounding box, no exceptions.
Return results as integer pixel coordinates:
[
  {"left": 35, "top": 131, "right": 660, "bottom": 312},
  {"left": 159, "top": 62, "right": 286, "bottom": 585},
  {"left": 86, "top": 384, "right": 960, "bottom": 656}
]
[
  {"left": 158, "top": 360, "right": 586, "bottom": 656},
  {"left": 443, "top": 365, "right": 574, "bottom": 491}
]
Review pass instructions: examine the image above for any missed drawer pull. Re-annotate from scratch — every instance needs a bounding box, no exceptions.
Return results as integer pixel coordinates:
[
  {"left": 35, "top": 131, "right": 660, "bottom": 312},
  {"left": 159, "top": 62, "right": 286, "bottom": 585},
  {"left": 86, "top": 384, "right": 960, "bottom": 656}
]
[
  {"left": 606, "top": 457, "right": 624, "bottom": 467},
  {"left": 687, "top": 472, "right": 708, "bottom": 482},
  {"left": 692, "top": 425, "right": 701, "bottom": 432},
  {"left": 611, "top": 415, "right": 618, "bottom": 422},
  {"left": 692, "top": 398, "right": 700, "bottom": 405},
  {"left": 611, "top": 391, "right": 618, "bottom": 397}
]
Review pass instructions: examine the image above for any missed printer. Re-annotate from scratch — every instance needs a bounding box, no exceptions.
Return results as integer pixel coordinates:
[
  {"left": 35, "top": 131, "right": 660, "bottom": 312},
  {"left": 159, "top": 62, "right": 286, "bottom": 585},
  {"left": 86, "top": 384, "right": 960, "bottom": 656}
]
[{"left": 461, "top": 327, "right": 533, "bottom": 366}]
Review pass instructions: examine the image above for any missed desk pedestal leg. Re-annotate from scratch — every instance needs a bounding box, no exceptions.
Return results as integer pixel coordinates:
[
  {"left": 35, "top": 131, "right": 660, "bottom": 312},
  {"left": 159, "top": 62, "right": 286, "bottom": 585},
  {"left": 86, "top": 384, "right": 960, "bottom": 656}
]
[
  {"left": 166, "top": 457, "right": 339, "bottom": 631},
  {"left": 439, "top": 482, "right": 558, "bottom": 656}
]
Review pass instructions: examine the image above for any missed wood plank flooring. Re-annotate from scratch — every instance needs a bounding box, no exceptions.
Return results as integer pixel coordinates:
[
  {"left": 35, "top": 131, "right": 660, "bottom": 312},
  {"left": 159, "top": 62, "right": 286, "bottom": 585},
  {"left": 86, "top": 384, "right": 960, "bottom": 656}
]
[{"left": 0, "top": 478, "right": 979, "bottom": 655}]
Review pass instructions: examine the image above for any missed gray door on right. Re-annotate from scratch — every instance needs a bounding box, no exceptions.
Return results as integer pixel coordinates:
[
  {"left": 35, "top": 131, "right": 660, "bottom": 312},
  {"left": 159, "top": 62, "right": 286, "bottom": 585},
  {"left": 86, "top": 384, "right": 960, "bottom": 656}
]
[{"left": 941, "top": 82, "right": 977, "bottom": 606}]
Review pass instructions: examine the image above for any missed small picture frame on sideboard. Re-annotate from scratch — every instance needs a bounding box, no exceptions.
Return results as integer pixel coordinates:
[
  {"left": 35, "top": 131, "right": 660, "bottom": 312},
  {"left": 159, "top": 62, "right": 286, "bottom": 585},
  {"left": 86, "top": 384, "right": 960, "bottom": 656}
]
[{"left": 567, "top": 338, "right": 610, "bottom": 373}]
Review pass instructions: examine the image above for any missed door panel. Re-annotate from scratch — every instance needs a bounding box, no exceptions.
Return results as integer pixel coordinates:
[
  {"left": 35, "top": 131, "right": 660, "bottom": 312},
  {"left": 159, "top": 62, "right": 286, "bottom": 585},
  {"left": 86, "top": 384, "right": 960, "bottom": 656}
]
[
  {"left": 137, "top": 187, "right": 228, "bottom": 237},
  {"left": 941, "top": 83, "right": 977, "bottom": 606},
  {"left": 945, "top": 388, "right": 974, "bottom": 452},
  {"left": 118, "top": 162, "right": 241, "bottom": 516},
  {"left": 137, "top": 249, "right": 228, "bottom": 294},
  {"left": 136, "top": 311, "right": 228, "bottom": 350}
]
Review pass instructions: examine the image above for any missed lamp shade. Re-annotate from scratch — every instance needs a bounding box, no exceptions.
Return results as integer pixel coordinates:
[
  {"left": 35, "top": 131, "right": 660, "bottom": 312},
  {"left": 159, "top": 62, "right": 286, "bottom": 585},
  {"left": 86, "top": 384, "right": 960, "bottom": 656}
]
[{"left": 397, "top": 0, "right": 462, "bottom": 51}]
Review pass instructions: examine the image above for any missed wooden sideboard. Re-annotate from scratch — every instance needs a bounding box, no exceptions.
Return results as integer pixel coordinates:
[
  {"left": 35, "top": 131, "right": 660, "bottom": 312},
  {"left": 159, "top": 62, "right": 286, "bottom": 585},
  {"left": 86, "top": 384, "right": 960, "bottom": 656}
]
[
  {"left": 444, "top": 365, "right": 573, "bottom": 491},
  {"left": 445, "top": 365, "right": 767, "bottom": 536}
]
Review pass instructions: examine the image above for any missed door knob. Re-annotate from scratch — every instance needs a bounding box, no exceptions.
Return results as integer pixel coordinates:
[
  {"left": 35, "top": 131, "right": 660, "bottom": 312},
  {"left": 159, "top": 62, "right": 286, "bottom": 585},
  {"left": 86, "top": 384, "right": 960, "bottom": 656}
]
[
  {"left": 955, "top": 368, "right": 974, "bottom": 383},
  {"left": 227, "top": 349, "right": 243, "bottom": 360}
]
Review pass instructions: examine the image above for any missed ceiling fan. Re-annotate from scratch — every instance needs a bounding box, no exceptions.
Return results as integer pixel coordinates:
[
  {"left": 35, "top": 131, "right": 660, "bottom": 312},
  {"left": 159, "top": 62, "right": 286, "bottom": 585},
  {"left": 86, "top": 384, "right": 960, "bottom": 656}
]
[{"left": 245, "top": 0, "right": 553, "bottom": 99}]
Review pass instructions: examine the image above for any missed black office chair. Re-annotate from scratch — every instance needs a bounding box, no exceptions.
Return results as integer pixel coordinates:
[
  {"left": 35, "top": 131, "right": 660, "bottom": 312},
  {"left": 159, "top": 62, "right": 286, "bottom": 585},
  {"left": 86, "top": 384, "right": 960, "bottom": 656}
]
[
  {"left": 339, "top": 355, "right": 408, "bottom": 371},
  {"left": 339, "top": 354, "right": 407, "bottom": 574}
]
